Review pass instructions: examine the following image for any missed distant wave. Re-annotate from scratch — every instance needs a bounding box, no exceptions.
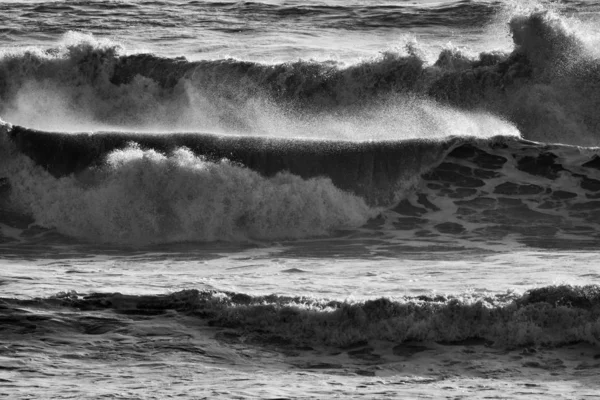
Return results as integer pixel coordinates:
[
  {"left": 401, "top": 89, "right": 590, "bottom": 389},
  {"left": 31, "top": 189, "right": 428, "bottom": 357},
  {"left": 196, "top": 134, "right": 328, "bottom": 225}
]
[
  {"left": 0, "top": 0, "right": 500, "bottom": 36},
  {"left": 0, "top": 10, "right": 598, "bottom": 144},
  {"left": 3, "top": 284, "right": 599, "bottom": 349},
  {"left": 214, "top": 0, "right": 501, "bottom": 30}
]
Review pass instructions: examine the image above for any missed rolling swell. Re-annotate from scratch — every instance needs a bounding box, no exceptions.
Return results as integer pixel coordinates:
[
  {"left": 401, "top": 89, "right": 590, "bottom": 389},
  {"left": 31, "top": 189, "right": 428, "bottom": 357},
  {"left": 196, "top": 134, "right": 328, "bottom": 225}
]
[
  {"left": 189, "top": 0, "right": 500, "bottom": 30},
  {"left": 3, "top": 284, "right": 599, "bottom": 348},
  {"left": 0, "top": 11, "right": 599, "bottom": 144}
]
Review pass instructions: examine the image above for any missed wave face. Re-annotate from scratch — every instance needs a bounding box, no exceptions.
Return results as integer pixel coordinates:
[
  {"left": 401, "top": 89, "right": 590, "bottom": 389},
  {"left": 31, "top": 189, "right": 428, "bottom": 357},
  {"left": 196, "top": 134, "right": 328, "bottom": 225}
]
[
  {"left": 0, "top": 10, "right": 599, "bottom": 145},
  {"left": 2, "top": 120, "right": 600, "bottom": 246}
]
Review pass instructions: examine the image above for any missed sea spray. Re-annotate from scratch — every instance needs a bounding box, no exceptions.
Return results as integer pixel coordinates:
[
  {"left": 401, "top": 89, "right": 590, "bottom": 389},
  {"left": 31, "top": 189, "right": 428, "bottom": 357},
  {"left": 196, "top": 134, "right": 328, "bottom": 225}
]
[{"left": 2, "top": 10, "right": 600, "bottom": 145}]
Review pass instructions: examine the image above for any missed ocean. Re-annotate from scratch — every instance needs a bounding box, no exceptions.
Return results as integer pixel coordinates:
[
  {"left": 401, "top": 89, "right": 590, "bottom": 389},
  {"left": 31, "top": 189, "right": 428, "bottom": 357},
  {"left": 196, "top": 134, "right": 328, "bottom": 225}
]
[{"left": 1, "top": 0, "right": 600, "bottom": 398}]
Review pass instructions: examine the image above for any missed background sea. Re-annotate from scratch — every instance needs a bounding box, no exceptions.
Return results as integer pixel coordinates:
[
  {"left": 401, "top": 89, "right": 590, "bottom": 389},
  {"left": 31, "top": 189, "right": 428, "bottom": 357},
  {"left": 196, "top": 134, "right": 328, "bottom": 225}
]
[{"left": 1, "top": 0, "right": 600, "bottom": 398}]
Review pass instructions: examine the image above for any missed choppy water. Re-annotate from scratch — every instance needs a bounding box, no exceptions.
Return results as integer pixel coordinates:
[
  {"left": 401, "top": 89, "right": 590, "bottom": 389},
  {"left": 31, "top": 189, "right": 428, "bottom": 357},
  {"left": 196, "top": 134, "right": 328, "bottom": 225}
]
[{"left": 1, "top": 1, "right": 600, "bottom": 398}]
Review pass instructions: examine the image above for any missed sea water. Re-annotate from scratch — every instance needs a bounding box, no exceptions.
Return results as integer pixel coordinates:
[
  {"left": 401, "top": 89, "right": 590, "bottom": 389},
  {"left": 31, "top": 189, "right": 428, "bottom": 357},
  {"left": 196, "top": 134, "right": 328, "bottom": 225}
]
[{"left": 1, "top": 1, "right": 600, "bottom": 398}]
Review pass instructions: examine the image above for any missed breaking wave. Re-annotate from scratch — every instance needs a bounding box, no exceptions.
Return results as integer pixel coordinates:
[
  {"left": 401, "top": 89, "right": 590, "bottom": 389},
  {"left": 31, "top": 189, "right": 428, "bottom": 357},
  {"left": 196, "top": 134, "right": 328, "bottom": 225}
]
[
  {"left": 0, "top": 130, "right": 375, "bottom": 244},
  {"left": 1, "top": 119, "right": 600, "bottom": 246},
  {"left": 1, "top": 8, "right": 600, "bottom": 245},
  {"left": 0, "top": 10, "right": 599, "bottom": 144}
]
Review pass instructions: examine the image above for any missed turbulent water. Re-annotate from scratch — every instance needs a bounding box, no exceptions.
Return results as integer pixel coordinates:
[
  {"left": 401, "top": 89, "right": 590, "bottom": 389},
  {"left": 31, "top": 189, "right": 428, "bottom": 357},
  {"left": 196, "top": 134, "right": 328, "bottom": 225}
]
[{"left": 1, "top": 1, "right": 600, "bottom": 398}]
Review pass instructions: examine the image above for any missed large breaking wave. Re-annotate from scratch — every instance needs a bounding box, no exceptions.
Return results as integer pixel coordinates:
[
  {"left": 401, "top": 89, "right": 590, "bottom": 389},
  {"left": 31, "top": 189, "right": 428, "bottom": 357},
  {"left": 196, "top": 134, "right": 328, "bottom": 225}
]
[
  {"left": 1, "top": 9, "right": 600, "bottom": 245},
  {"left": 0, "top": 10, "right": 599, "bottom": 144},
  {"left": 2, "top": 120, "right": 600, "bottom": 245}
]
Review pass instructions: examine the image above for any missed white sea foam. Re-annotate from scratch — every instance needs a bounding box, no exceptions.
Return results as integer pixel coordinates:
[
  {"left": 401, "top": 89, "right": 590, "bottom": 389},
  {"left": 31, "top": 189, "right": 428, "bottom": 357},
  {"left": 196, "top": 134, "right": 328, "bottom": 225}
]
[{"left": 4, "top": 143, "right": 376, "bottom": 244}]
